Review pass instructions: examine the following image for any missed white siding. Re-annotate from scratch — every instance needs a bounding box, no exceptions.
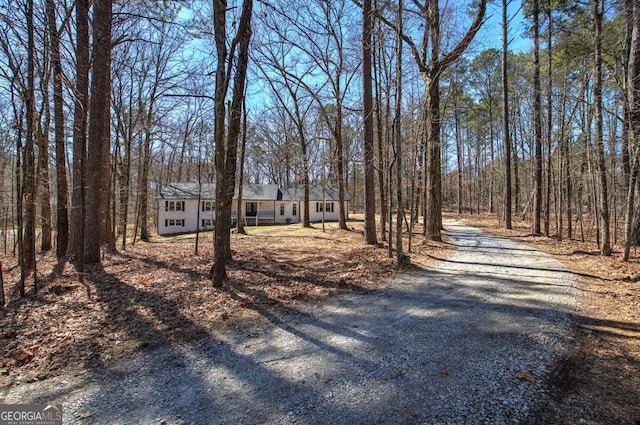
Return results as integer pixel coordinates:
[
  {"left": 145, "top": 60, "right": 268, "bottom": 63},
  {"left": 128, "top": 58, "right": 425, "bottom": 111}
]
[
  {"left": 157, "top": 197, "right": 349, "bottom": 235},
  {"left": 275, "top": 201, "right": 302, "bottom": 224},
  {"left": 158, "top": 199, "right": 214, "bottom": 235},
  {"left": 299, "top": 200, "right": 349, "bottom": 223}
]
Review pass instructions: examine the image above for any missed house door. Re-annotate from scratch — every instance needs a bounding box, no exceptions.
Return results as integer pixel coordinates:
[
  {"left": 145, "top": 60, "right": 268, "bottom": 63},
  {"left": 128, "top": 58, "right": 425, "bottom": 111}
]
[{"left": 246, "top": 202, "right": 258, "bottom": 216}]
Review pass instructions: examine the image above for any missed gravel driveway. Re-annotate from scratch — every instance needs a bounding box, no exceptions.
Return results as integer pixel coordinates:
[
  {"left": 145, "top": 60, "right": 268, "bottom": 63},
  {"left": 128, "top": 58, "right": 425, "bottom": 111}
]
[{"left": 2, "top": 220, "right": 577, "bottom": 424}]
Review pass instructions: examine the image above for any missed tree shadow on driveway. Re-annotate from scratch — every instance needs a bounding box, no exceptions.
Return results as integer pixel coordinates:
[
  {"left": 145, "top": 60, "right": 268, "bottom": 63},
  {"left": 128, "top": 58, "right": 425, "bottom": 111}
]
[
  {"left": 14, "top": 262, "right": 380, "bottom": 424},
  {"left": 8, "top": 223, "right": 636, "bottom": 424}
]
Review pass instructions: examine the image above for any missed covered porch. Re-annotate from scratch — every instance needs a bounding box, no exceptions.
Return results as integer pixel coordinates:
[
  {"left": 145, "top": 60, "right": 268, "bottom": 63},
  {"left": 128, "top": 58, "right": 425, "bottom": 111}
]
[{"left": 231, "top": 200, "right": 277, "bottom": 226}]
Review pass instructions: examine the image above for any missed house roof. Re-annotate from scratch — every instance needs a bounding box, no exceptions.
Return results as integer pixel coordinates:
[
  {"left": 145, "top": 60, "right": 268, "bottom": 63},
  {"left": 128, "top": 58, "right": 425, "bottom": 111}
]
[
  {"left": 241, "top": 183, "right": 282, "bottom": 200},
  {"left": 283, "top": 185, "right": 351, "bottom": 202},
  {"left": 158, "top": 182, "right": 350, "bottom": 202},
  {"left": 158, "top": 183, "right": 213, "bottom": 199}
]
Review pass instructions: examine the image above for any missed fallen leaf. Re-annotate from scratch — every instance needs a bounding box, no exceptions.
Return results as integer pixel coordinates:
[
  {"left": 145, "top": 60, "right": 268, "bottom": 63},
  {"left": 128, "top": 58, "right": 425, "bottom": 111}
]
[
  {"left": 78, "top": 412, "right": 93, "bottom": 419},
  {"left": 515, "top": 371, "right": 536, "bottom": 383},
  {"left": 16, "top": 350, "right": 33, "bottom": 364}
]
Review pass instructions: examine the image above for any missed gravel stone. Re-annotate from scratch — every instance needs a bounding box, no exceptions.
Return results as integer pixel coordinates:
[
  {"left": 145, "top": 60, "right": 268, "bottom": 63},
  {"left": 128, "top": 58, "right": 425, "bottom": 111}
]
[{"left": 1, "top": 220, "right": 578, "bottom": 424}]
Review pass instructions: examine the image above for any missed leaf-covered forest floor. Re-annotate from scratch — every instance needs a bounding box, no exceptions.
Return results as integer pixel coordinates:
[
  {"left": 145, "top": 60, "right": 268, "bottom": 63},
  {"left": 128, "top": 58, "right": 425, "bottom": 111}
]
[
  {"left": 0, "top": 220, "right": 445, "bottom": 389},
  {"left": 459, "top": 213, "right": 640, "bottom": 423},
  {"left": 1, "top": 215, "right": 638, "bottom": 423}
]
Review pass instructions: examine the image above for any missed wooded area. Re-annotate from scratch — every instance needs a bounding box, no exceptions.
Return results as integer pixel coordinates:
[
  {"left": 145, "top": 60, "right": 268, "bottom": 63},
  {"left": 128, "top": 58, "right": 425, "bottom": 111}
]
[{"left": 1, "top": 0, "right": 640, "bottom": 290}]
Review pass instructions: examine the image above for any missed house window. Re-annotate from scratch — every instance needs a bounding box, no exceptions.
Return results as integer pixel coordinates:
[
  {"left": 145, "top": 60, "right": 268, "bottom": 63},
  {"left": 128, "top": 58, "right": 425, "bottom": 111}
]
[
  {"left": 165, "top": 219, "right": 185, "bottom": 227},
  {"left": 165, "top": 201, "right": 185, "bottom": 212},
  {"left": 201, "top": 201, "right": 212, "bottom": 212},
  {"left": 202, "top": 218, "right": 213, "bottom": 228},
  {"left": 292, "top": 203, "right": 297, "bottom": 216},
  {"left": 316, "top": 202, "right": 334, "bottom": 213},
  {"left": 280, "top": 204, "right": 285, "bottom": 216},
  {"left": 246, "top": 202, "right": 258, "bottom": 216}
]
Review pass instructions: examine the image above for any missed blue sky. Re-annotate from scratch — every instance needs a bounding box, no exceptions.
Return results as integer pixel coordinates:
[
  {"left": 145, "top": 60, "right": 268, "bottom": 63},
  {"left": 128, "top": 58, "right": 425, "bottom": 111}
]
[
  {"left": 476, "top": 0, "right": 531, "bottom": 54},
  {"left": 172, "top": 0, "right": 533, "bottom": 113}
]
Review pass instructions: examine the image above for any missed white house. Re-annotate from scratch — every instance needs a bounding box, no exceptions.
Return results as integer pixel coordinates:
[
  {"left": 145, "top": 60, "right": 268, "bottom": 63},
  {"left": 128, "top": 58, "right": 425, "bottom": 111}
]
[{"left": 157, "top": 182, "right": 350, "bottom": 235}]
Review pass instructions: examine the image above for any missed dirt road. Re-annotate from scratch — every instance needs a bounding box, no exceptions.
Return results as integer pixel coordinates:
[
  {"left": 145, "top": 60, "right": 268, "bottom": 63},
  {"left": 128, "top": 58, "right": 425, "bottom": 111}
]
[{"left": 2, "top": 220, "right": 577, "bottom": 424}]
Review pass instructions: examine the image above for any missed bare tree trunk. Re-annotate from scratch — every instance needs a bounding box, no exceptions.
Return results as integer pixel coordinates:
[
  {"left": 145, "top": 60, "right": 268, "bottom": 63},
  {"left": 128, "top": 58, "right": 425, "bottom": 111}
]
[
  {"left": 424, "top": 70, "right": 443, "bottom": 241},
  {"left": 423, "top": 118, "right": 428, "bottom": 228},
  {"left": 110, "top": 150, "right": 118, "bottom": 244},
  {"left": 0, "top": 261, "right": 4, "bottom": 307},
  {"left": 557, "top": 71, "right": 568, "bottom": 242},
  {"left": 23, "top": 0, "right": 36, "bottom": 286},
  {"left": 624, "top": 168, "right": 639, "bottom": 261},
  {"left": 195, "top": 161, "right": 202, "bottom": 255},
  {"left": 405, "top": 0, "right": 486, "bottom": 242},
  {"left": 118, "top": 115, "right": 132, "bottom": 250},
  {"left": 488, "top": 108, "right": 495, "bottom": 215},
  {"left": 623, "top": 1, "right": 634, "bottom": 191},
  {"left": 137, "top": 28, "right": 175, "bottom": 242},
  {"left": 212, "top": 2, "right": 230, "bottom": 286},
  {"left": 385, "top": 152, "right": 392, "bottom": 257},
  {"left": 237, "top": 100, "right": 248, "bottom": 235},
  {"left": 532, "top": 0, "right": 543, "bottom": 235},
  {"left": 335, "top": 97, "right": 348, "bottom": 230},
  {"left": 566, "top": 134, "right": 573, "bottom": 240},
  {"left": 211, "top": 0, "right": 253, "bottom": 287},
  {"left": 36, "top": 74, "right": 53, "bottom": 254},
  {"left": 211, "top": 0, "right": 231, "bottom": 287},
  {"left": 302, "top": 179, "right": 310, "bottom": 226},
  {"left": 544, "top": 1, "right": 553, "bottom": 237},
  {"left": 453, "top": 78, "right": 463, "bottom": 215},
  {"left": 514, "top": 103, "right": 521, "bottom": 214},
  {"left": 14, "top": 96, "right": 25, "bottom": 296},
  {"left": 37, "top": 126, "right": 53, "bottom": 252},
  {"left": 301, "top": 132, "right": 311, "bottom": 228},
  {"left": 373, "top": 20, "right": 387, "bottom": 241},
  {"left": 132, "top": 157, "right": 141, "bottom": 247},
  {"left": 502, "top": 0, "right": 512, "bottom": 229},
  {"left": 86, "top": 0, "right": 113, "bottom": 263},
  {"left": 138, "top": 130, "right": 152, "bottom": 241},
  {"left": 395, "top": 0, "right": 404, "bottom": 264},
  {"left": 408, "top": 125, "right": 419, "bottom": 252},
  {"left": 624, "top": 0, "right": 640, "bottom": 261},
  {"left": 46, "top": 0, "right": 69, "bottom": 257},
  {"left": 423, "top": 0, "right": 443, "bottom": 242},
  {"left": 68, "top": 0, "right": 89, "bottom": 270},
  {"left": 592, "top": 0, "right": 611, "bottom": 256},
  {"left": 363, "top": 0, "right": 377, "bottom": 245}
]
